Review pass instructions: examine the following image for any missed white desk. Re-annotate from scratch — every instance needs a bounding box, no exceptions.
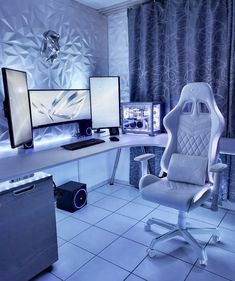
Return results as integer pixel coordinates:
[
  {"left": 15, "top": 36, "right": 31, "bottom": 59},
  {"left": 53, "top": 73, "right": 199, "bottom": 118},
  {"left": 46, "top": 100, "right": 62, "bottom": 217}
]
[
  {"left": 0, "top": 133, "right": 234, "bottom": 183},
  {"left": 0, "top": 134, "right": 168, "bottom": 183}
]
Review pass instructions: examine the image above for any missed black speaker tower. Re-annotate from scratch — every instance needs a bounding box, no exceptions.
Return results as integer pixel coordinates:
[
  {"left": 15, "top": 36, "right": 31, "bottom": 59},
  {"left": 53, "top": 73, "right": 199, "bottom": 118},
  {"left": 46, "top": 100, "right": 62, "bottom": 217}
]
[
  {"left": 109, "top": 127, "right": 119, "bottom": 136},
  {"left": 79, "top": 119, "right": 92, "bottom": 136}
]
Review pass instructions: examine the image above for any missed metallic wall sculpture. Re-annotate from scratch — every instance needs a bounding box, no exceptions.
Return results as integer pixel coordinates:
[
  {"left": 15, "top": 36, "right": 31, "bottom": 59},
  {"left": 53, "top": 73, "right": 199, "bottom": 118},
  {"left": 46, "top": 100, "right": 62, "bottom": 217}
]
[
  {"left": 0, "top": 0, "right": 108, "bottom": 149},
  {"left": 41, "top": 30, "right": 60, "bottom": 64}
]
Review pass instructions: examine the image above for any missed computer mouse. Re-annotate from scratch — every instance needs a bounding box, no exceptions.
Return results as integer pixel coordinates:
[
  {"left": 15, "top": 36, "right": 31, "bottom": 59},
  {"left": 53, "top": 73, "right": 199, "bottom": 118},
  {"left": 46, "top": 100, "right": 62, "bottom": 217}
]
[{"left": 109, "top": 136, "right": 120, "bottom": 142}]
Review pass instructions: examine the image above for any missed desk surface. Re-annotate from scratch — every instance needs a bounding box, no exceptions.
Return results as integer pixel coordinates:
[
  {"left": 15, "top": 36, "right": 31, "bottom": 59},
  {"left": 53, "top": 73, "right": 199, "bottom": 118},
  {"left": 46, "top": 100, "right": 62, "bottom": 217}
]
[{"left": 0, "top": 133, "right": 234, "bottom": 183}]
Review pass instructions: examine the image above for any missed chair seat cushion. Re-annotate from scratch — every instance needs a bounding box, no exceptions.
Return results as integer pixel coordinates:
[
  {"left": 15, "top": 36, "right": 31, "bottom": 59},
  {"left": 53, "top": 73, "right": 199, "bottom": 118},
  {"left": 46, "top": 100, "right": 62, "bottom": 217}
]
[{"left": 141, "top": 178, "right": 212, "bottom": 212}]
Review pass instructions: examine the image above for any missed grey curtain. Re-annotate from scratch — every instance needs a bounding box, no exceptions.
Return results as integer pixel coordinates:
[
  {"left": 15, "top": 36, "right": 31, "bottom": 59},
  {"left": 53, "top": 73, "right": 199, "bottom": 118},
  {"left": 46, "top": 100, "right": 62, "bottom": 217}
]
[{"left": 128, "top": 0, "right": 235, "bottom": 201}]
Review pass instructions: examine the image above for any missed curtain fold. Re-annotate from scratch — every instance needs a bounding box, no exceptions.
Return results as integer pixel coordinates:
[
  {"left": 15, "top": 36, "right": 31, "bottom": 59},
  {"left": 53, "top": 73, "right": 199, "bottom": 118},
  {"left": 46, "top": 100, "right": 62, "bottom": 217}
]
[{"left": 128, "top": 0, "right": 235, "bottom": 201}]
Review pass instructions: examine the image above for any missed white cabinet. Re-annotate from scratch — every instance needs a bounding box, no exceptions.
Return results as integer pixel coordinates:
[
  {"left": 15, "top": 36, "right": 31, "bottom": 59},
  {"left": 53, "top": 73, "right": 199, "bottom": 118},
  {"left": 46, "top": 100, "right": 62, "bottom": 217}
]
[{"left": 0, "top": 173, "right": 58, "bottom": 281}]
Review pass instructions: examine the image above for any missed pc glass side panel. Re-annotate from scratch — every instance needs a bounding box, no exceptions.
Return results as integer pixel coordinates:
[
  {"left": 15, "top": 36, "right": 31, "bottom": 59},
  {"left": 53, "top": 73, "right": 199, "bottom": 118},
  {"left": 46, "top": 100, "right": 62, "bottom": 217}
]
[
  {"left": 29, "top": 89, "right": 91, "bottom": 128},
  {"left": 121, "top": 102, "right": 161, "bottom": 136},
  {"left": 90, "top": 76, "right": 120, "bottom": 129},
  {"left": 2, "top": 68, "right": 33, "bottom": 148}
]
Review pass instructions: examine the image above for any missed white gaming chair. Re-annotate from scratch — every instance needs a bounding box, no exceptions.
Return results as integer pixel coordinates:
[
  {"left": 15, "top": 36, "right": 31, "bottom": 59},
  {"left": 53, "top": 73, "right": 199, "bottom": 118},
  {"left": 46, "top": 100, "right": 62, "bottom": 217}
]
[{"left": 135, "top": 83, "right": 227, "bottom": 266}]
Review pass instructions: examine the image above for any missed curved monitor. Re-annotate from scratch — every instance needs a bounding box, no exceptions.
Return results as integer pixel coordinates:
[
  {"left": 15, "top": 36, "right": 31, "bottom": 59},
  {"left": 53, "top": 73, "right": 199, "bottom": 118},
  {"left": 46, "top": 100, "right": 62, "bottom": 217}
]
[
  {"left": 29, "top": 89, "right": 91, "bottom": 128},
  {"left": 2, "top": 68, "right": 33, "bottom": 148},
  {"left": 89, "top": 76, "right": 120, "bottom": 130}
]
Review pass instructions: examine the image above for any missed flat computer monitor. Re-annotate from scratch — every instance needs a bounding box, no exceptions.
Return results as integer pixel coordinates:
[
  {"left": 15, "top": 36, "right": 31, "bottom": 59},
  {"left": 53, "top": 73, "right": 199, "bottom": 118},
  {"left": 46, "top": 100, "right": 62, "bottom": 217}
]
[
  {"left": 89, "top": 76, "right": 120, "bottom": 131},
  {"left": 29, "top": 89, "right": 91, "bottom": 128},
  {"left": 2, "top": 68, "right": 33, "bottom": 148}
]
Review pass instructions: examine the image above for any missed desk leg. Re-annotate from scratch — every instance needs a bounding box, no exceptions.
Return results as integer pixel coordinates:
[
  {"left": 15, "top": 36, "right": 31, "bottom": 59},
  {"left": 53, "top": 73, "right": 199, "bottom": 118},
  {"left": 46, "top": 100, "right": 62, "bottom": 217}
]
[{"left": 109, "top": 148, "right": 122, "bottom": 185}]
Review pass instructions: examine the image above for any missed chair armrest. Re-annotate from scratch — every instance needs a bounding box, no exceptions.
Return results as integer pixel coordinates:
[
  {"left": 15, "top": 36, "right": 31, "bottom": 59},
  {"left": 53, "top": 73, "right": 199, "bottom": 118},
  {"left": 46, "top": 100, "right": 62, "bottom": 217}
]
[
  {"left": 134, "top": 153, "right": 155, "bottom": 162},
  {"left": 209, "top": 163, "right": 227, "bottom": 173},
  {"left": 210, "top": 162, "right": 227, "bottom": 211},
  {"left": 134, "top": 153, "right": 155, "bottom": 177}
]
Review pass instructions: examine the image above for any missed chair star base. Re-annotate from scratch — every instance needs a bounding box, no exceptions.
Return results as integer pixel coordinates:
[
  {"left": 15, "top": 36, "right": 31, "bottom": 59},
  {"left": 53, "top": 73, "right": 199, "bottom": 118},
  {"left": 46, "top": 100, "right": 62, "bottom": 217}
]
[{"left": 145, "top": 211, "right": 220, "bottom": 266}]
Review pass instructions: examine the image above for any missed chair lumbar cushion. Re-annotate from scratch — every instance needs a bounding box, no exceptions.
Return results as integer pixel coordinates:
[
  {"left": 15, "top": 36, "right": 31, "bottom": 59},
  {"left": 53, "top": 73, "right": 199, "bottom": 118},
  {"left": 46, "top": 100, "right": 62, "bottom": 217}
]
[{"left": 167, "top": 153, "right": 208, "bottom": 186}]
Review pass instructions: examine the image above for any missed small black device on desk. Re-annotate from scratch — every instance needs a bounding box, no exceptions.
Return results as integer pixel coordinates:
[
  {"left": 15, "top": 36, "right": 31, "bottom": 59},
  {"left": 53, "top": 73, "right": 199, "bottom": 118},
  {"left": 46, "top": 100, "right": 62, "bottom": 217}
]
[{"left": 62, "top": 138, "right": 105, "bottom": 151}]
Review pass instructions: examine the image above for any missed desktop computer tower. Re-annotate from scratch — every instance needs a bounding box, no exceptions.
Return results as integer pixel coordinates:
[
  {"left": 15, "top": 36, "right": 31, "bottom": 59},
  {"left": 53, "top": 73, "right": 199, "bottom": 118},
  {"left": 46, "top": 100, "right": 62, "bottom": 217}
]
[
  {"left": 121, "top": 102, "right": 163, "bottom": 136},
  {"left": 56, "top": 181, "right": 87, "bottom": 212}
]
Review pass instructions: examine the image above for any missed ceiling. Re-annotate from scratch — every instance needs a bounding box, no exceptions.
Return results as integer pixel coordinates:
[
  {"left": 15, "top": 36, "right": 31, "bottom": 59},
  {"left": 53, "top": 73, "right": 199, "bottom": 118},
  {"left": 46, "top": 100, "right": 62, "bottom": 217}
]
[{"left": 75, "top": 0, "right": 147, "bottom": 14}]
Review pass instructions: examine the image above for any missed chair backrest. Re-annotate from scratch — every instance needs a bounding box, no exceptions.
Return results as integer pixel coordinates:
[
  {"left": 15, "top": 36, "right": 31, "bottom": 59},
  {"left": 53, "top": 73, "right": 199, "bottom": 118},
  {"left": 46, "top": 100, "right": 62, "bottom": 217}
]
[{"left": 161, "top": 82, "right": 224, "bottom": 182}]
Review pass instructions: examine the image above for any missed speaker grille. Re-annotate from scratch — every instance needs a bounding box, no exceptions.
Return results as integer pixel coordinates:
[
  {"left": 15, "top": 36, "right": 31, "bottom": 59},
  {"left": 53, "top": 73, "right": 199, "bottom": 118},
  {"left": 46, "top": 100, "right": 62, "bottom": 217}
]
[{"left": 73, "top": 188, "right": 87, "bottom": 209}]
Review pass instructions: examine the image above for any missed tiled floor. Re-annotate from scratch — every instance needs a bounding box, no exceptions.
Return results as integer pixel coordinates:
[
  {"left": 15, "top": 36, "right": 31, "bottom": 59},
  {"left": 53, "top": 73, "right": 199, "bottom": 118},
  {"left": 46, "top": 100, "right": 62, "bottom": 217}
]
[{"left": 33, "top": 183, "right": 235, "bottom": 281}]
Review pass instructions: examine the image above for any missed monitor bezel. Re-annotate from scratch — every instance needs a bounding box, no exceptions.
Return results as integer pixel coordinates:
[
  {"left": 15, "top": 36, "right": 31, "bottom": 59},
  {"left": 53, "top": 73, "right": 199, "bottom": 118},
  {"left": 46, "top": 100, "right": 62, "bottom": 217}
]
[
  {"left": 2, "top": 67, "right": 33, "bottom": 149},
  {"left": 89, "top": 76, "right": 121, "bottom": 130},
  {"left": 28, "top": 88, "right": 92, "bottom": 129}
]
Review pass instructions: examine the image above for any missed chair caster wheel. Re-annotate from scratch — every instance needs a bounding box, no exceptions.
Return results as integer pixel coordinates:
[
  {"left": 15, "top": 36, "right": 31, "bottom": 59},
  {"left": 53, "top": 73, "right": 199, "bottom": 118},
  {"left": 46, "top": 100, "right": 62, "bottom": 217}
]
[
  {"left": 147, "top": 248, "right": 157, "bottom": 258},
  {"left": 145, "top": 224, "right": 151, "bottom": 232},
  {"left": 212, "top": 234, "right": 220, "bottom": 243},
  {"left": 199, "top": 250, "right": 207, "bottom": 266},
  {"left": 199, "top": 258, "right": 207, "bottom": 266}
]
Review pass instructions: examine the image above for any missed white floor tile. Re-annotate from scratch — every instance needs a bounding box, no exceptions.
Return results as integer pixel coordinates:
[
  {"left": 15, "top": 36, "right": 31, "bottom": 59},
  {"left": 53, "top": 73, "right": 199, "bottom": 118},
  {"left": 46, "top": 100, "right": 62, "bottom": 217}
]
[
  {"left": 123, "top": 221, "right": 161, "bottom": 246},
  {"left": 155, "top": 237, "right": 203, "bottom": 265},
  {"left": 99, "top": 237, "right": 147, "bottom": 271},
  {"left": 51, "top": 184, "right": 235, "bottom": 281},
  {"left": 134, "top": 255, "right": 192, "bottom": 281},
  {"left": 52, "top": 242, "right": 94, "bottom": 280},
  {"left": 186, "top": 267, "right": 229, "bottom": 281},
  {"left": 187, "top": 219, "right": 217, "bottom": 243},
  {"left": 125, "top": 274, "right": 146, "bottom": 281},
  {"left": 57, "top": 217, "right": 91, "bottom": 240},
  {"left": 125, "top": 223, "right": 208, "bottom": 264},
  {"left": 188, "top": 207, "right": 226, "bottom": 226},
  {"left": 195, "top": 245, "right": 235, "bottom": 280},
  {"left": 32, "top": 272, "right": 61, "bottom": 281},
  {"left": 112, "top": 186, "right": 140, "bottom": 201},
  {"left": 95, "top": 184, "right": 124, "bottom": 195},
  {"left": 132, "top": 196, "right": 158, "bottom": 208},
  {"left": 57, "top": 237, "right": 67, "bottom": 247},
  {"left": 71, "top": 205, "right": 111, "bottom": 224},
  {"left": 116, "top": 202, "right": 153, "bottom": 220},
  {"left": 55, "top": 208, "right": 72, "bottom": 216},
  {"left": 71, "top": 226, "right": 118, "bottom": 254},
  {"left": 87, "top": 191, "right": 107, "bottom": 204},
  {"left": 219, "top": 212, "right": 235, "bottom": 231},
  {"left": 96, "top": 213, "right": 138, "bottom": 235},
  {"left": 93, "top": 196, "right": 129, "bottom": 212},
  {"left": 55, "top": 210, "right": 69, "bottom": 222},
  {"left": 67, "top": 256, "right": 129, "bottom": 281},
  {"left": 142, "top": 208, "right": 178, "bottom": 225},
  {"left": 157, "top": 205, "right": 179, "bottom": 214},
  {"left": 209, "top": 226, "right": 235, "bottom": 254}
]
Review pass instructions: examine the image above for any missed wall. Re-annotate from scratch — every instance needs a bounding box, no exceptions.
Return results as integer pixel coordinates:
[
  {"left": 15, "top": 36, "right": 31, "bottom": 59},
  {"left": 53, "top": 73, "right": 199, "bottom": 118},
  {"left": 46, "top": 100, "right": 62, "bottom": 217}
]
[
  {"left": 0, "top": 1, "right": 131, "bottom": 188},
  {"left": 108, "top": 11, "right": 129, "bottom": 102},
  {"left": 0, "top": 0, "right": 108, "bottom": 147},
  {"left": 107, "top": 11, "right": 130, "bottom": 184}
]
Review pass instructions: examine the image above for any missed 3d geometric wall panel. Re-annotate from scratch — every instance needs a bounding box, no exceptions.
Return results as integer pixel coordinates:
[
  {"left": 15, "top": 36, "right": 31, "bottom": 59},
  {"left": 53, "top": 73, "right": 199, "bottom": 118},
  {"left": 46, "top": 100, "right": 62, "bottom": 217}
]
[{"left": 0, "top": 0, "right": 108, "bottom": 149}]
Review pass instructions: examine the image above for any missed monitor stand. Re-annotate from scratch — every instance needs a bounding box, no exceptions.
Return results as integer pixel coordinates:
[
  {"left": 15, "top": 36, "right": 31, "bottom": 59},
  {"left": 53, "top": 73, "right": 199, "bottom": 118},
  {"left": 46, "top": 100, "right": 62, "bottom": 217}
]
[{"left": 94, "top": 128, "right": 106, "bottom": 134}]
